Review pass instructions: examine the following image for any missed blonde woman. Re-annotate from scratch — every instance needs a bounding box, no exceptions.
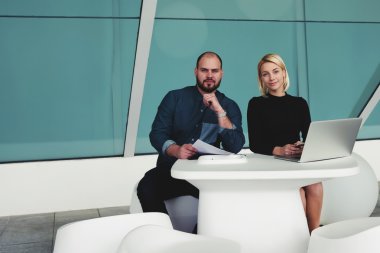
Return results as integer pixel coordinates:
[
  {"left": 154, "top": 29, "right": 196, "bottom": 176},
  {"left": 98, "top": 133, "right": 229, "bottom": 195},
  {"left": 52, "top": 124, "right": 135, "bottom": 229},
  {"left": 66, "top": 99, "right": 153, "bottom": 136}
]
[{"left": 247, "top": 53, "right": 323, "bottom": 232}]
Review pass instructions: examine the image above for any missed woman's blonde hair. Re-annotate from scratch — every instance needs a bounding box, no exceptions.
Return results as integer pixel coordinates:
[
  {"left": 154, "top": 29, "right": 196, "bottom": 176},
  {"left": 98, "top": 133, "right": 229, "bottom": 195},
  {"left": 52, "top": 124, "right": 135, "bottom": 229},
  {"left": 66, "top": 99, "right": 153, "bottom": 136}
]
[{"left": 257, "top": 53, "right": 290, "bottom": 96}]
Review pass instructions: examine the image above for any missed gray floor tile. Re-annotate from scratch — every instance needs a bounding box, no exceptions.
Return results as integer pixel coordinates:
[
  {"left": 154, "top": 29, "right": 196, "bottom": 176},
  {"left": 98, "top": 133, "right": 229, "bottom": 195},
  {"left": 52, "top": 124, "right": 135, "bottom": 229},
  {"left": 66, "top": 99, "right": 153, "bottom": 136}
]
[
  {"left": 0, "top": 241, "right": 52, "bottom": 253},
  {"left": 98, "top": 206, "right": 129, "bottom": 217},
  {"left": 0, "top": 217, "right": 10, "bottom": 227},
  {"left": 0, "top": 217, "right": 10, "bottom": 236},
  {"left": 53, "top": 209, "right": 100, "bottom": 240},
  {"left": 54, "top": 209, "right": 99, "bottom": 225},
  {"left": 370, "top": 205, "right": 380, "bottom": 217},
  {"left": 0, "top": 214, "right": 54, "bottom": 246}
]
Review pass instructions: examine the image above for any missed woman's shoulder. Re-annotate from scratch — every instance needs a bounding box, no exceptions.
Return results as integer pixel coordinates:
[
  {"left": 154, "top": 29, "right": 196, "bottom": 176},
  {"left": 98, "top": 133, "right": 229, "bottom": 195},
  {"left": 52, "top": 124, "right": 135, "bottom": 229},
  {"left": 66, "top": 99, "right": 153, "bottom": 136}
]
[
  {"left": 248, "top": 96, "right": 266, "bottom": 104},
  {"left": 248, "top": 96, "right": 266, "bottom": 109},
  {"left": 286, "top": 94, "right": 308, "bottom": 103}
]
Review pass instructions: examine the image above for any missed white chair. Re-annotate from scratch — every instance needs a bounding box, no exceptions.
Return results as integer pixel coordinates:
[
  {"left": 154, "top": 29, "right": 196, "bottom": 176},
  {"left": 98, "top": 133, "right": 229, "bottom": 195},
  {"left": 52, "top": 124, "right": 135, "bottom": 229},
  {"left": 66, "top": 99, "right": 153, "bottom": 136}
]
[
  {"left": 308, "top": 217, "right": 380, "bottom": 253},
  {"left": 130, "top": 184, "right": 198, "bottom": 233},
  {"left": 53, "top": 213, "right": 172, "bottom": 253},
  {"left": 320, "top": 153, "right": 379, "bottom": 224},
  {"left": 117, "top": 224, "right": 241, "bottom": 253}
]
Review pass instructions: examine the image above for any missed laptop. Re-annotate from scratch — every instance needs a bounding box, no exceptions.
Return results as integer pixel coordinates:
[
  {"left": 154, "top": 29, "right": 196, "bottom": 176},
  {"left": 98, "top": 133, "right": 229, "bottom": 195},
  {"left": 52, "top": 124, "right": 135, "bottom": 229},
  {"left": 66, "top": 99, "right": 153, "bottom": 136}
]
[{"left": 274, "top": 118, "right": 362, "bottom": 163}]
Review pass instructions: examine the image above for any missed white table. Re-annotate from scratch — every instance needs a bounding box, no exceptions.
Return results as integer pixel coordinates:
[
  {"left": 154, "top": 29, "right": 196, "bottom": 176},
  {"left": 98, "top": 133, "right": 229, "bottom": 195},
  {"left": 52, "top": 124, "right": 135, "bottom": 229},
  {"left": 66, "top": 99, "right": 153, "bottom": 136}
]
[{"left": 171, "top": 153, "right": 359, "bottom": 253}]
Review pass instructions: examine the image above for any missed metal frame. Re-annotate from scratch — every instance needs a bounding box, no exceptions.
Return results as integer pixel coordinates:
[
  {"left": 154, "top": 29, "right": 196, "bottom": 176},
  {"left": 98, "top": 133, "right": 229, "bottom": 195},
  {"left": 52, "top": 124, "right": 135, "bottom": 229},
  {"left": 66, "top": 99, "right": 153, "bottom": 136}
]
[
  {"left": 124, "top": 0, "right": 157, "bottom": 157},
  {"left": 359, "top": 83, "right": 380, "bottom": 127}
]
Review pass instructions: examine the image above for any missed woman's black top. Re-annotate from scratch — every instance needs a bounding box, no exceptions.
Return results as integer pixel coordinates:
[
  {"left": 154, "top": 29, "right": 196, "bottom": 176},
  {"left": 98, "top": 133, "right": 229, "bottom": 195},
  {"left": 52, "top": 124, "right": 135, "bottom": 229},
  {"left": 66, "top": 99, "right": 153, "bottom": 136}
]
[{"left": 247, "top": 93, "right": 311, "bottom": 155}]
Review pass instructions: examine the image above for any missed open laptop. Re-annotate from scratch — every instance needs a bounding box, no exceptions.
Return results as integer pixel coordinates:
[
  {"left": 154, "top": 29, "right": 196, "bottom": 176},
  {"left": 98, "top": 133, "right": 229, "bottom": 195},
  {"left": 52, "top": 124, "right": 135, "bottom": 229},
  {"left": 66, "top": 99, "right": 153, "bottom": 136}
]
[{"left": 274, "top": 118, "right": 362, "bottom": 163}]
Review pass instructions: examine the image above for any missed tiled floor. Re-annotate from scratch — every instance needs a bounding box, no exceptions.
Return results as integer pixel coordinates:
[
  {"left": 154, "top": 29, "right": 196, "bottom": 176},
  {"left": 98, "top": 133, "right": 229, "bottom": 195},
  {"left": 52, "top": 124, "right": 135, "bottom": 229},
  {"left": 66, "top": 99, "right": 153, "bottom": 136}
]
[
  {"left": 0, "top": 206, "right": 129, "bottom": 253},
  {"left": 1, "top": 193, "right": 380, "bottom": 253}
]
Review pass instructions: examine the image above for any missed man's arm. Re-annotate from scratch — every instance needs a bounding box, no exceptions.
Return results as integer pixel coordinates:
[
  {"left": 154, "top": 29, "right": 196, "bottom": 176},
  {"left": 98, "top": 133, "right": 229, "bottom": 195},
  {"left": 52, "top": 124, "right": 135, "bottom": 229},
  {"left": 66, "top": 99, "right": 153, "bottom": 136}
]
[
  {"left": 219, "top": 100, "right": 245, "bottom": 153},
  {"left": 149, "top": 91, "right": 198, "bottom": 159},
  {"left": 203, "top": 94, "right": 245, "bottom": 153},
  {"left": 202, "top": 93, "right": 233, "bottom": 129},
  {"left": 149, "top": 92, "right": 176, "bottom": 156}
]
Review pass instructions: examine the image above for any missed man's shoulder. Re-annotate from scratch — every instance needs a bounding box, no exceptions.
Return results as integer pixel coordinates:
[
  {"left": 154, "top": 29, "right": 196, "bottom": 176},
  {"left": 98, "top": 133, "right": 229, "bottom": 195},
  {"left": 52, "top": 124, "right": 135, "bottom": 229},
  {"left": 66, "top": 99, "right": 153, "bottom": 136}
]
[{"left": 165, "top": 86, "right": 196, "bottom": 97}]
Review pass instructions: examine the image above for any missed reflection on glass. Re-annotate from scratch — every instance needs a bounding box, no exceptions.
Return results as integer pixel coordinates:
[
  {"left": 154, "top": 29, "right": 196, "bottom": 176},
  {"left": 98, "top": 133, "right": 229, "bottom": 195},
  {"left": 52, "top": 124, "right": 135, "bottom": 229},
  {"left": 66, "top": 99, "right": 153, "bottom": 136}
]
[
  {"left": 155, "top": 0, "right": 301, "bottom": 21},
  {"left": 0, "top": 18, "right": 139, "bottom": 162},
  {"left": 305, "top": 0, "right": 380, "bottom": 22},
  {"left": 307, "top": 23, "right": 380, "bottom": 125},
  {"left": 0, "top": 0, "right": 141, "bottom": 17}
]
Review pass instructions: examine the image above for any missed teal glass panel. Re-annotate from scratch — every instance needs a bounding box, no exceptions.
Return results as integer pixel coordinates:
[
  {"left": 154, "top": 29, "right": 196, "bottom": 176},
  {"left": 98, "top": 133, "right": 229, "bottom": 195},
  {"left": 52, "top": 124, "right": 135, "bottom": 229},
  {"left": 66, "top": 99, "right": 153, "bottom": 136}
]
[
  {"left": 306, "top": 23, "right": 380, "bottom": 139},
  {"left": 359, "top": 97, "right": 380, "bottom": 139},
  {"left": 0, "top": 0, "right": 141, "bottom": 17},
  {"left": 305, "top": 0, "right": 380, "bottom": 22},
  {"left": 307, "top": 23, "right": 380, "bottom": 118},
  {"left": 0, "top": 18, "right": 139, "bottom": 162},
  {"left": 136, "top": 19, "right": 301, "bottom": 153},
  {"left": 156, "top": 0, "right": 303, "bottom": 20}
]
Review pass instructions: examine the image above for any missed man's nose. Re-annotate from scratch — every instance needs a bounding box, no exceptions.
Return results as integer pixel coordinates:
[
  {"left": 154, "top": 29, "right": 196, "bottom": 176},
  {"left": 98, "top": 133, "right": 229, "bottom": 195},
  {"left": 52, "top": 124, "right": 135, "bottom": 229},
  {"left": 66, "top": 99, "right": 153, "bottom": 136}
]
[{"left": 206, "top": 70, "right": 213, "bottom": 77}]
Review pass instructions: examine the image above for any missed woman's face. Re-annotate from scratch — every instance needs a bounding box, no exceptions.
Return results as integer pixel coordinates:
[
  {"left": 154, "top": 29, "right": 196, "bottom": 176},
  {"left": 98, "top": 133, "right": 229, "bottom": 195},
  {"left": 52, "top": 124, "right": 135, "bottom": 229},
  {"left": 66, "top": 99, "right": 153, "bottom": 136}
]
[{"left": 260, "top": 62, "right": 286, "bottom": 96}]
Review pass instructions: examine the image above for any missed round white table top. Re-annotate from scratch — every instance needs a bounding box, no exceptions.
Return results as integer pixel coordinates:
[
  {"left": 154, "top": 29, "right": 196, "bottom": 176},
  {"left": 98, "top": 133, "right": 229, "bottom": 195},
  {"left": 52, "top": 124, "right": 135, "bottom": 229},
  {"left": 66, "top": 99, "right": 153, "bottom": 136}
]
[{"left": 172, "top": 153, "right": 359, "bottom": 180}]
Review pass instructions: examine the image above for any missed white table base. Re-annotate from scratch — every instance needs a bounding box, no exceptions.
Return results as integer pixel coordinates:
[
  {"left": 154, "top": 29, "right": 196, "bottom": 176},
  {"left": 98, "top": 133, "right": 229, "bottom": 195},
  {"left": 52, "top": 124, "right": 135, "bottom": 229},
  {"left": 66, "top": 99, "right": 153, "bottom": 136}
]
[{"left": 197, "top": 188, "right": 309, "bottom": 253}]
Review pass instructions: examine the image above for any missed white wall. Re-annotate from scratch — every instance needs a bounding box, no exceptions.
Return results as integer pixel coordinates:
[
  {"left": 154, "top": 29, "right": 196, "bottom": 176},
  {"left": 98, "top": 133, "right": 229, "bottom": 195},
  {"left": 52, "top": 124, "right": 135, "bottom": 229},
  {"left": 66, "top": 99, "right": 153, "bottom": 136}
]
[
  {"left": 0, "top": 155, "right": 157, "bottom": 217},
  {"left": 0, "top": 140, "right": 379, "bottom": 217}
]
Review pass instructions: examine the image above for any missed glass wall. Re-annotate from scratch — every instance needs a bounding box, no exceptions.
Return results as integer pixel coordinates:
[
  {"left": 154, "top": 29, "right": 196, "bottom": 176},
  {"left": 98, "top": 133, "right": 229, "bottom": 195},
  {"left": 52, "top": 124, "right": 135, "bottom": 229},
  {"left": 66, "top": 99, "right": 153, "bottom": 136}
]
[
  {"left": 136, "top": 0, "right": 380, "bottom": 153},
  {"left": 361, "top": 100, "right": 380, "bottom": 139},
  {"left": 136, "top": 20, "right": 302, "bottom": 152},
  {"left": 1, "top": 0, "right": 379, "bottom": 162},
  {"left": 0, "top": 0, "right": 141, "bottom": 162},
  {"left": 304, "top": 0, "right": 380, "bottom": 139}
]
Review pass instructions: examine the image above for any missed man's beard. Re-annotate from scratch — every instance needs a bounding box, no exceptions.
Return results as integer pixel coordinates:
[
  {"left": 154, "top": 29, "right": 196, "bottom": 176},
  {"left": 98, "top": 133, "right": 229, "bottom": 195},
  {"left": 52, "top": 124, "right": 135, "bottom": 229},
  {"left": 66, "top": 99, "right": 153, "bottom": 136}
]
[{"left": 196, "top": 78, "right": 221, "bottom": 93}]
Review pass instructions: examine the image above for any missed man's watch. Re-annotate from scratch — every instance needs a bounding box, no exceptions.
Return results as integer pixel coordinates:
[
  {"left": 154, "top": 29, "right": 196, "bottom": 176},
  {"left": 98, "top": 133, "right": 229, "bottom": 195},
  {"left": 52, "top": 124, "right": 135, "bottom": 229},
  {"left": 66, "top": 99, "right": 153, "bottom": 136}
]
[{"left": 216, "top": 111, "right": 227, "bottom": 118}]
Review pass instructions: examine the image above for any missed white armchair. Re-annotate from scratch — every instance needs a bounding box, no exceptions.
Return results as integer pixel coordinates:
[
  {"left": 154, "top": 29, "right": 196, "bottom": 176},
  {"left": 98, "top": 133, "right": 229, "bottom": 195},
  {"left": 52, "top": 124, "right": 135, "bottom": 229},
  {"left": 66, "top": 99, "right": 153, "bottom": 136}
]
[
  {"left": 53, "top": 213, "right": 172, "bottom": 253},
  {"left": 130, "top": 184, "right": 198, "bottom": 233},
  {"left": 308, "top": 217, "right": 380, "bottom": 253},
  {"left": 117, "top": 224, "right": 240, "bottom": 253}
]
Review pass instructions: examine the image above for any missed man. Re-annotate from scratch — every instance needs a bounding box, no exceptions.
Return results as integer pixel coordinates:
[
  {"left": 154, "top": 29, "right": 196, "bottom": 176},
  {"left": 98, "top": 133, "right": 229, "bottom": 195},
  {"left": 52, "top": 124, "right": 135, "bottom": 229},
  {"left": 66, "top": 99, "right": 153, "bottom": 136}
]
[{"left": 137, "top": 51, "right": 245, "bottom": 213}]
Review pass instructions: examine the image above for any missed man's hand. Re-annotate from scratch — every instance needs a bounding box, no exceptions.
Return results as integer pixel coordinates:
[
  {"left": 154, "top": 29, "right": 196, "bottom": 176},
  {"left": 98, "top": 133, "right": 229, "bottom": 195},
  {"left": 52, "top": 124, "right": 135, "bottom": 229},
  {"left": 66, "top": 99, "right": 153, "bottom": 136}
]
[
  {"left": 203, "top": 93, "right": 234, "bottom": 129},
  {"left": 166, "top": 144, "right": 197, "bottom": 159},
  {"left": 203, "top": 93, "right": 223, "bottom": 113}
]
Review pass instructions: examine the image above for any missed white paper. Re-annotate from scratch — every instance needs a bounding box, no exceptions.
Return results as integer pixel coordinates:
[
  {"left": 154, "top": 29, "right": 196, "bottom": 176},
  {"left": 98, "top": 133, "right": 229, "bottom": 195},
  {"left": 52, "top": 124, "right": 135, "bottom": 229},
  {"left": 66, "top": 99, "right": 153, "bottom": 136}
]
[
  {"left": 193, "top": 139, "right": 233, "bottom": 155},
  {"left": 198, "top": 154, "right": 247, "bottom": 164}
]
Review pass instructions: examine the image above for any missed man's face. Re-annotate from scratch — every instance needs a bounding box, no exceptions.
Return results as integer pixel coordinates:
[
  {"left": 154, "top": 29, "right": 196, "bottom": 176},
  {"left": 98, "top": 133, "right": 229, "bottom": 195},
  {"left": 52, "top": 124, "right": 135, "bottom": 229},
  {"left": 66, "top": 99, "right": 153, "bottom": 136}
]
[{"left": 195, "top": 56, "right": 223, "bottom": 93}]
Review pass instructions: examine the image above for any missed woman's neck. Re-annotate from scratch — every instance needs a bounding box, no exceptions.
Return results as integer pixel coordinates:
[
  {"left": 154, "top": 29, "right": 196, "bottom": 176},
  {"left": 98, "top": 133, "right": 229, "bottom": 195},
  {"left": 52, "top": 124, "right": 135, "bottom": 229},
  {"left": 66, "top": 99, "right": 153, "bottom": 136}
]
[{"left": 268, "top": 90, "right": 286, "bottom": 97}]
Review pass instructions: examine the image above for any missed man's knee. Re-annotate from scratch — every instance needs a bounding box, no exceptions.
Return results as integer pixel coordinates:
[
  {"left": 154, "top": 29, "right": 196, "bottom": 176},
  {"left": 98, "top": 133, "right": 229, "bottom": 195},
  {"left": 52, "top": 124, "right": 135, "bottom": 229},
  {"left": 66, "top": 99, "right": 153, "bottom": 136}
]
[{"left": 137, "top": 170, "right": 158, "bottom": 201}]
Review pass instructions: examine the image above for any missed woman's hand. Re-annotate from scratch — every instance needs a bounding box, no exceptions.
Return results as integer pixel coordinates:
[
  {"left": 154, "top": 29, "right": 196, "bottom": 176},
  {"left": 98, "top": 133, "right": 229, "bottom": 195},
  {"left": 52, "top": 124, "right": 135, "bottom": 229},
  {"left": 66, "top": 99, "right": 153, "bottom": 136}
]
[{"left": 273, "top": 143, "right": 303, "bottom": 156}]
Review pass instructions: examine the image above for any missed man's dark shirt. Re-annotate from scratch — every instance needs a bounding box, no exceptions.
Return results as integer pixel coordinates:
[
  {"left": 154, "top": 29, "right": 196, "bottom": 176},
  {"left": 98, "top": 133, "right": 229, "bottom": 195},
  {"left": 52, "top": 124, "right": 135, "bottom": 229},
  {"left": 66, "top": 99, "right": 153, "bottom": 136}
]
[{"left": 150, "top": 86, "right": 245, "bottom": 169}]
